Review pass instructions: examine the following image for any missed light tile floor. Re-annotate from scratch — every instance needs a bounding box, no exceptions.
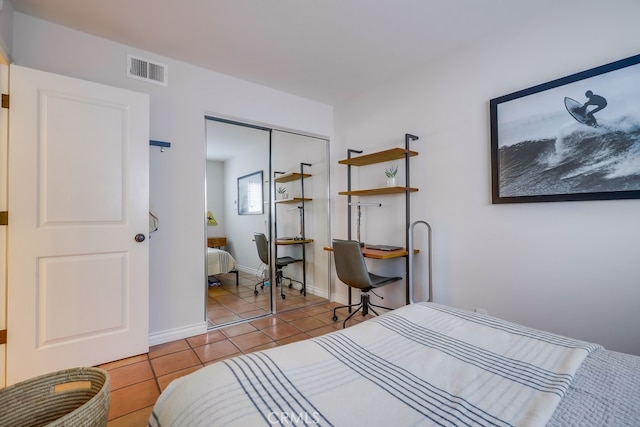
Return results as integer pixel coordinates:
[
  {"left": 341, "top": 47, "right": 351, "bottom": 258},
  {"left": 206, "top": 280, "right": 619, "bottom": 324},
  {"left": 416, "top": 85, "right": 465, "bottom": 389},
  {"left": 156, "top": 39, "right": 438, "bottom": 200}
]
[{"left": 102, "top": 294, "right": 376, "bottom": 426}]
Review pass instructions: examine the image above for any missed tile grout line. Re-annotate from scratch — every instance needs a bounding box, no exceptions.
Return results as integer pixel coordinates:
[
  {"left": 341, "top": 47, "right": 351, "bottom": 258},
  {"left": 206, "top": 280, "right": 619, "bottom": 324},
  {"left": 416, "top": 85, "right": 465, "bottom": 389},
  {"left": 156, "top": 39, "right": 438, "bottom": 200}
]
[{"left": 146, "top": 353, "right": 162, "bottom": 396}]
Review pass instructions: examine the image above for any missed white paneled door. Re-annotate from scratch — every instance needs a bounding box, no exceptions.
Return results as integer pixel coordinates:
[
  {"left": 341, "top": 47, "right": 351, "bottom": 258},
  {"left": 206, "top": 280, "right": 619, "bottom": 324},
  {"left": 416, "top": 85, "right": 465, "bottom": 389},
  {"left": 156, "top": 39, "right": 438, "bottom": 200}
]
[{"left": 6, "top": 65, "right": 150, "bottom": 385}]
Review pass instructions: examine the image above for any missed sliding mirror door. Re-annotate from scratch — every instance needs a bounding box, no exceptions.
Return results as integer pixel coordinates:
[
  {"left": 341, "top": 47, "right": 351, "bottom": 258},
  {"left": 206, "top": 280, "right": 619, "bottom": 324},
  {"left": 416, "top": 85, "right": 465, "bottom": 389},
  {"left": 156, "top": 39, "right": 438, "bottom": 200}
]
[
  {"left": 272, "top": 131, "right": 330, "bottom": 312},
  {"left": 205, "top": 118, "right": 331, "bottom": 328},
  {"left": 205, "top": 118, "right": 272, "bottom": 327}
]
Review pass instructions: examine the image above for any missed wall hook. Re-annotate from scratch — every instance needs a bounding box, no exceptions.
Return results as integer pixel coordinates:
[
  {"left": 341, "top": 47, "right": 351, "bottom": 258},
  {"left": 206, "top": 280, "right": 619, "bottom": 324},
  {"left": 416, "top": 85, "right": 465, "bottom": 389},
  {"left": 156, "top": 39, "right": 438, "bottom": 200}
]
[{"left": 150, "top": 140, "right": 171, "bottom": 151}]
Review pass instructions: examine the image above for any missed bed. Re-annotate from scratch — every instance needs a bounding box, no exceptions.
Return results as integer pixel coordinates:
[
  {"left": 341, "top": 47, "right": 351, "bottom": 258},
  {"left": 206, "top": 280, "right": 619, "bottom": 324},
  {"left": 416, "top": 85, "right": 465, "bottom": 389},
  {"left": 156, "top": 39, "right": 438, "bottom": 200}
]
[
  {"left": 207, "top": 247, "right": 238, "bottom": 285},
  {"left": 149, "top": 302, "right": 640, "bottom": 426}
]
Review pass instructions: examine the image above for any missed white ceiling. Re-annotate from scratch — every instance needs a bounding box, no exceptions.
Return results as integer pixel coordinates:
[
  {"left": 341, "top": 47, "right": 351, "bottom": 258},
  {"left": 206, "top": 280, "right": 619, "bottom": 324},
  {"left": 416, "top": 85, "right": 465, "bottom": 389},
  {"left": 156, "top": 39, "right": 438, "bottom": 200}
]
[{"left": 9, "top": 0, "right": 558, "bottom": 105}]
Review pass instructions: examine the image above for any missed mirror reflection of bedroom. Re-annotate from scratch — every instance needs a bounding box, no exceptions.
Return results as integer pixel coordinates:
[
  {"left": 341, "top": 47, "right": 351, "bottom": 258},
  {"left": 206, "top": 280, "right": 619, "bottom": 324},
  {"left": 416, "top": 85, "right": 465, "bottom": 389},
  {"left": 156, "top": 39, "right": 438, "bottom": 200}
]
[{"left": 205, "top": 117, "right": 330, "bottom": 328}]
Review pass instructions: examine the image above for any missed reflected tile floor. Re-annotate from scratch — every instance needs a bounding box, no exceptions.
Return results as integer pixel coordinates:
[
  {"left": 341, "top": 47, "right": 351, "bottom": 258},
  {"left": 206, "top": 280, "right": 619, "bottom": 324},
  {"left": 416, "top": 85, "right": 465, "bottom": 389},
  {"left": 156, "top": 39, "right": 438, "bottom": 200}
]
[
  {"left": 102, "top": 301, "right": 376, "bottom": 426},
  {"left": 207, "top": 271, "right": 330, "bottom": 326}
]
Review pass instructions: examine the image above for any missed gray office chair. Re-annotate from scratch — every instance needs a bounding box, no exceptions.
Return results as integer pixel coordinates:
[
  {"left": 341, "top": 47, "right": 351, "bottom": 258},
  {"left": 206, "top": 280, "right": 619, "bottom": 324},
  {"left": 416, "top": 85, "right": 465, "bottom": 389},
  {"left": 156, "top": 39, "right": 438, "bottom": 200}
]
[
  {"left": 331, "top": 239, "right": 401, "bottom": 327},
  {"left": 254, "top": 233, "right": 302, "bottom": 299}
]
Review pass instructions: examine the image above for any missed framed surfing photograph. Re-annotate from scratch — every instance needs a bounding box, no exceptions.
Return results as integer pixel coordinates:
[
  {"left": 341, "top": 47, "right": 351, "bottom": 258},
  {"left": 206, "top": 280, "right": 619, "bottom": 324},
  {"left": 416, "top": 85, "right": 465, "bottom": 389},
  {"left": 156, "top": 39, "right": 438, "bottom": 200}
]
[
  {"left": 237, "top": 170, "right": 264, "bottom": 215},
  {"left": 490, "top": 53, "right": 640, "bottom": 204}
]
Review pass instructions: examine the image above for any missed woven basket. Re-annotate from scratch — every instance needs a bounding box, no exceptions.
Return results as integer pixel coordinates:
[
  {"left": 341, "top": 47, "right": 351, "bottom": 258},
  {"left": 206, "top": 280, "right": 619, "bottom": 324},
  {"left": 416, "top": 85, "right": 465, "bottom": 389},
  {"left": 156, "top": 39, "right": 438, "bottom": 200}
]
[{"left": 0, "top": 367, "right": 110, "bottom": 427}]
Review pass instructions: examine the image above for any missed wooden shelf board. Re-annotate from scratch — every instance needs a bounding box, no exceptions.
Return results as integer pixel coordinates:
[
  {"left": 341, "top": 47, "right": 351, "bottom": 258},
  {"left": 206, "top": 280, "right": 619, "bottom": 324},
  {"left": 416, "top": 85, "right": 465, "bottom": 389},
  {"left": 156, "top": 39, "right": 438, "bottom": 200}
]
[
  {"left": 275, "top": 197, "right": 312, "bottom": 204},
  {"left": 274, "top": 172, "right": 312, "bottom": 183},
  {"left": 338, "top": 148, "right": 418, "bottom": 166},
  {"left": 339, "top": 187, "right": 418, "bottom": 196}
]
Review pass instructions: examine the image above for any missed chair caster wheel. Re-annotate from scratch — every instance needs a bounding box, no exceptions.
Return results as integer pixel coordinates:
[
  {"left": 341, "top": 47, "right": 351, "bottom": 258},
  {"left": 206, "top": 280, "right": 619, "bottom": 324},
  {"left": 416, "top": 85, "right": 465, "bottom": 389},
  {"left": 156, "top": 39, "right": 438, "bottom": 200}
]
[
  {"left": 332, "top": 315, "right": 338, "bottom": 322},
  {"left": 281, "top": 294, "right": 286, "bottom": 300},
  {"left": 299, "top": 289, "right": 303, "bottom": 294},
  {"left": 288, "top": 284, "right": 292, "bottom": 288},
  {"left": 254, "top": 290, "right": 259, "bottom": 295}
]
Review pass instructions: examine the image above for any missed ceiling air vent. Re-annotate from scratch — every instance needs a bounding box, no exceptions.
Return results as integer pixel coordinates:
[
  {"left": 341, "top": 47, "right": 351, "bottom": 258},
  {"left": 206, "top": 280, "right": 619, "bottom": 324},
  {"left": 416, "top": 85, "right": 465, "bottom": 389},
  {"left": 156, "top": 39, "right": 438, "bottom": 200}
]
[{"left": 127, "top": 54, "right": 168, "bottom": 86}]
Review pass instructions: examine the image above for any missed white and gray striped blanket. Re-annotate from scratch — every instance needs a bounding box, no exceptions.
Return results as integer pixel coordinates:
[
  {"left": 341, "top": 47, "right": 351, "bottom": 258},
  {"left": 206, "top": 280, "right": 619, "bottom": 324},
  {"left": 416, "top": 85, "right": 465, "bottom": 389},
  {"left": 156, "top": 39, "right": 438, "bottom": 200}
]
[
  {"left": 207, "top": 247, "right": 236, "bottom": 276},
  {"left": 150, "top": 303, "right": 602, "bottom": 426}
]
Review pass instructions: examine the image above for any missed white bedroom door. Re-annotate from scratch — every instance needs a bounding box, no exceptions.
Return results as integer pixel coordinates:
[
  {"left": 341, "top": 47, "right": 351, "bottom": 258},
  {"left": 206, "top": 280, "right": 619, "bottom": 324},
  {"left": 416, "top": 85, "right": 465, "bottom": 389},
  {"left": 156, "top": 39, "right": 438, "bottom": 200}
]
[{"left": 6, "top": 65, "right": 150, "bottom": 385}]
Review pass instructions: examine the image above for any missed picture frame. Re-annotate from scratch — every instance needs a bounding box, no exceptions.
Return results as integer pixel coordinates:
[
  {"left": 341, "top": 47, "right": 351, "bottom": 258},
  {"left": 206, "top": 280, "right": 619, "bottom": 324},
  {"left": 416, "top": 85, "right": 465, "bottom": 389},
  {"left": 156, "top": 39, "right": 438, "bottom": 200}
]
[
  {"left": 490, "top": 53, "right": 640, "bottom": 204},
  {"left": 237, "top": 170, "right": 264, "bottom": 215}
]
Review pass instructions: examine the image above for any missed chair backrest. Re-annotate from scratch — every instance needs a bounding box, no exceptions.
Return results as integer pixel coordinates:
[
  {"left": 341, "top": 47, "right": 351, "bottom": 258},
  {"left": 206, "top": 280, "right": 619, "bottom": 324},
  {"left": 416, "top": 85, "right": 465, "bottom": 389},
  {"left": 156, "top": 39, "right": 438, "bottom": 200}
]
[
  {"left": 332, "top": 239, "right": 373, "bottom": 290},
  {"left": 254, "top": 233, "right": 270, "bottom": 266}
]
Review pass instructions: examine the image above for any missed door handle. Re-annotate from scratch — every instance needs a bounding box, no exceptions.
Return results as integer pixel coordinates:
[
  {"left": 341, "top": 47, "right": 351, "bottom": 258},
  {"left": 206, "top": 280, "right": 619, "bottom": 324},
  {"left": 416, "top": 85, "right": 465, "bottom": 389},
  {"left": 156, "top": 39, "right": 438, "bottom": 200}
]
[{"left": 134, "top": 233, "right": 146, "bottom": 243}]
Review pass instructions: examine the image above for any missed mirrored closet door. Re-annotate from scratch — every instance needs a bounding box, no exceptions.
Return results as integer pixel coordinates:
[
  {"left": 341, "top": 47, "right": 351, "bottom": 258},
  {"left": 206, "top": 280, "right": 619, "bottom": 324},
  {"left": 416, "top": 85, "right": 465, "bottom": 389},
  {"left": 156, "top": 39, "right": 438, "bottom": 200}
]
[
  {"left": 205, "top": 117, "right": 330, "bottom": 328},
  {"left": 271, "top": 130, "right": 330, "bottom": 313}
]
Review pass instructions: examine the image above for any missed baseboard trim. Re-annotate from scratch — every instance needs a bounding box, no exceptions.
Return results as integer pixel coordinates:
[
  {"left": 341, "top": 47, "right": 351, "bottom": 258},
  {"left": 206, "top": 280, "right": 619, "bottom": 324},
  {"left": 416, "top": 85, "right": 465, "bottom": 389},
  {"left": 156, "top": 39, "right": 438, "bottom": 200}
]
[
  {"left": 238, "top": 265, "right": 329, "bottom": 299},
  {"left": 148, "top": 321, "right": 208, "bottom": 347},
  {"left": 237, "top": 265, "right": 260, "bottom": 276},
  {"left": 332, "top": 293, "right": 349, "bottom": 306},
  {"left": 300, "top": 283, "right": 329, "bottom": 299}
]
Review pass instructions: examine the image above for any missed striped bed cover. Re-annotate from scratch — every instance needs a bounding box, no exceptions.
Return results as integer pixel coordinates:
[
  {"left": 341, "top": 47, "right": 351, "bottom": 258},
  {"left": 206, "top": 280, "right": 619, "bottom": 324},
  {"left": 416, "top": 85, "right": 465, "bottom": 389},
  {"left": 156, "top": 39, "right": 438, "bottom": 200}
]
[
  {"left": 150, "top": 303, "right": 634, "bottom": 426},
  {"left": 207, "top": 247, "right": 236, "bottom": 276}
]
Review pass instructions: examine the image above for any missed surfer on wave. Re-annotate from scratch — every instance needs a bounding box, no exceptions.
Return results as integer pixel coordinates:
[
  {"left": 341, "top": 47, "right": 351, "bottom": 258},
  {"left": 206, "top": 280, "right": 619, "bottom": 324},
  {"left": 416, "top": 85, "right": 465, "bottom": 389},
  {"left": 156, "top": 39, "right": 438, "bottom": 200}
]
[{"left": 581, "top": 90, "right": 607, "bottom": 123}]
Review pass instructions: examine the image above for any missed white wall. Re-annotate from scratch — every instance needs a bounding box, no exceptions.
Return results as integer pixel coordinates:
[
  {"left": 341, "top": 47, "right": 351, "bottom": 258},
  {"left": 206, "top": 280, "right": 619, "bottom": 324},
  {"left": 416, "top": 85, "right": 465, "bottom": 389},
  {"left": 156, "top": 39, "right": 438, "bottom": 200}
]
[
  {"left": 10, "top": 13, "right": 333, "bottom": 341},
  {"left": 223, "top": 138, "right": 270, "bottom": 273},
  {"left": 0, "top": 0, "right": 12, "bottom": 61},
  {"left": 206, "top": 161, "right": 225, "bottom": 238},
  {"left": 332, "top": 0, "right": 640, "bottom": 355}
]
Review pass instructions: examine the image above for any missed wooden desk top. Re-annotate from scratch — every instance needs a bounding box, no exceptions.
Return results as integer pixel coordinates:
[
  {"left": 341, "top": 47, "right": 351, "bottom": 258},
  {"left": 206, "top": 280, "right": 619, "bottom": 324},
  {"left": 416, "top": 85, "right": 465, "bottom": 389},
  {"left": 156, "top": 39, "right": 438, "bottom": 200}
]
[
  {"left": 323, "top": 245, "right": 418, "bottom": 259},
  {"left": 276, "top": 238, "right": 313, "bottom": 245},
  {"left": 361, "top": 247, "right": 415, "bottom": 259}
]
